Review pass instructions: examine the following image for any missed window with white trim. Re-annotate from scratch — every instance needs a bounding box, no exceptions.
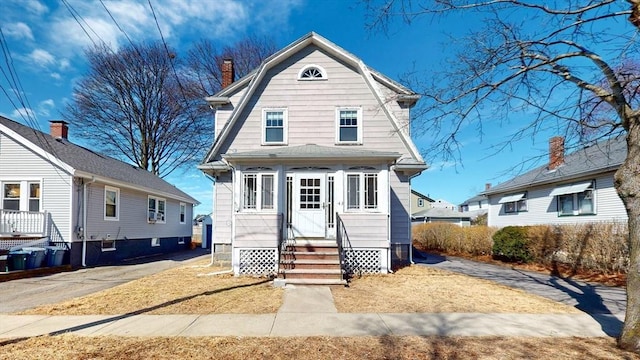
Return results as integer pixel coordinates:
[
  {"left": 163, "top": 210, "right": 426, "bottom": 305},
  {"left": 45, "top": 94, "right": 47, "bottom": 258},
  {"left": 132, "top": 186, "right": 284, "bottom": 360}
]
[
  {"left": 298, "top": 64, "right": 327, "bottom": 80},
  {"left": 102, "top": 238, "right": 115, "bottom": 251},
  {"left": 346, "top": 173, "right": 378, "bottom": 211},
  {"left": 179, "top": 203, "right": 186, "bottom": 224},
  {"left": 556, "top": 181, "right": 595, "bottom": 216},
  {"left": 336, "top": 108, "right": 362, "bottom": 144},
  {"left": 263, "top": 109, "right": 287, "bottom": 144},
  {"left": 2, "top": 183, "right": 20, "bottom": 211},
  {"left": 151, "top": 237, "right": 160, "bottom": 247},
  {"left": 28, "top": 182, "right": 40, "bottom": 211},
  {"left": 148, "top": 196, "right": 166, "bottom": 223},
  {"left": 242, "top": 173, "right": 275, "bottom": 211},
  {"left": 500, "top": 192, "right": 527, "bottom": 214},
  {"left": 104, "top": 186, "right": 119, "bottom": 221},
  {"left": 417, "top": 198, "right": 424, "bottom": 207}
]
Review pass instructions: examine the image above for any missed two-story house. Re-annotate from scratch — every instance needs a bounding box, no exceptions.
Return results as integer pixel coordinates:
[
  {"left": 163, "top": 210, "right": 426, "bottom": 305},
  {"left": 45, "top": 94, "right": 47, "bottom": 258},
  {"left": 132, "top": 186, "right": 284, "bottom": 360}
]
[{"left": 198, "top": 32, "right": 427, "bottom": 284}]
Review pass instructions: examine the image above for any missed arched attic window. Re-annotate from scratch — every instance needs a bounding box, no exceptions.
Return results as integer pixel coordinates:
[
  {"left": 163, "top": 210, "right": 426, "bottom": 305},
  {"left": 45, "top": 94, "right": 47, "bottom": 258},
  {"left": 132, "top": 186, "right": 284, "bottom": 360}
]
[{"left": 298, "top": 64, "right": 327, "bottom": 80}]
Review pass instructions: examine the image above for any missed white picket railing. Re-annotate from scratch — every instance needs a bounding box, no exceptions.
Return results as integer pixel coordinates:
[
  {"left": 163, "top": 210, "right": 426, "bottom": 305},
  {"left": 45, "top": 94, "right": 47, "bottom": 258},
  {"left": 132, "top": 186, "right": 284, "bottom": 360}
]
[{"left": 0, "top": 210, "right": 47, "bottom": 236}]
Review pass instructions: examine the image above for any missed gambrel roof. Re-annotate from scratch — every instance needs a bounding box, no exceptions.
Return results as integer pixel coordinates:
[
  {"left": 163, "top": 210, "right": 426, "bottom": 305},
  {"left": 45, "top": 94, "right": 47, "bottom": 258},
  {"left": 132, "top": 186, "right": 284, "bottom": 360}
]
[
  {"left": 484, "top": 136, "right": 625, "bottom": 196},
  {"left": 200, "top": 32, "right": 426, "bottom": 170},
  {"left": 0, "top": 116, "right": 197, "bottom": 204}
]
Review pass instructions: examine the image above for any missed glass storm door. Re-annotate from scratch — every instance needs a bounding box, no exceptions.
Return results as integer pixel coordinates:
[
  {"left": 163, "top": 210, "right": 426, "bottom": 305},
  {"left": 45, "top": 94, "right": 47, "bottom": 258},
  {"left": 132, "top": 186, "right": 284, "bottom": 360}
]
[{"left": 292, "top": 173, "right": 326, "bottom": 238}]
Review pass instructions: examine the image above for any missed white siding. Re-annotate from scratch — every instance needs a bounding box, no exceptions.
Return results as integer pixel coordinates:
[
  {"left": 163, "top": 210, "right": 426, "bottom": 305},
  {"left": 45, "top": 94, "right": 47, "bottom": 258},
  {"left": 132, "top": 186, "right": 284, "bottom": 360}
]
[
  {"left": 0, "top": 132, "right": 74, "bottom": 242},
  {"left": 488, "top": 172, "right": 627, "bottom": 227},
  {"left": 85, "top": 182, "right": 192, "bottom": 241},
  {"left": 338, "top": 213, "right": 388, "bottom": 247},
  {"left": 234, "top": 213, "right": 280, "bottom": 248},
  {"left": 214, "top": 173, "right": 233, "bottom": 244},
  {"left": 390, "top": 171, "right": 411, "bottom": 245},
  {"left": 218, "top": 45, "right": 412, "bottom": 158}
]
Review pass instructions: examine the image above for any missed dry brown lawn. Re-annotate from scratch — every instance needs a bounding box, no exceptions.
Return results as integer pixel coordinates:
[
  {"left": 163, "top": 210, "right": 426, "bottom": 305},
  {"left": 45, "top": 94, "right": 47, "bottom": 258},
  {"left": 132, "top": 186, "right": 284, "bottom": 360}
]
[
  {"left": 1, "top": 335, "right": 637, "bottom": 360},
  {"left": 332, "top": 265, "right": 579, "bottom": 313},
  {"left": 18, "top": 263, "right": 578, "bottom": 316},
  {"left": 19, "top": 260, "right": 283, "bottom": 315}
]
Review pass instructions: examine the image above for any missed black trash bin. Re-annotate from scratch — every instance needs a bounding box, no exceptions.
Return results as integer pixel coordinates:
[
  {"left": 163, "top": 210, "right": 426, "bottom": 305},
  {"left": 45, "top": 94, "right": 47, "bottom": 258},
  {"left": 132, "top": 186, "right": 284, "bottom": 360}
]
[{"left": 0, "top": 249, "right": 8, "bottom": 272}]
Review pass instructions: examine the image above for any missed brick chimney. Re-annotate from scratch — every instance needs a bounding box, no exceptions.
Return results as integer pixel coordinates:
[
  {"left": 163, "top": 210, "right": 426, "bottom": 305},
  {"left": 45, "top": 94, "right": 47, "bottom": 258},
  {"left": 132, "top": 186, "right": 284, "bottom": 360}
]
[
  {"left": 221, "top": 58, "right": 234, "bottom": 89},
  {"left": 485, "top": 183, "right": 491, "bottom": 191},
  {"left": 50, "top": 120, "right": 69, "bottom": 140},
  {"left": 548, "top": 136, "right": 565, "bottom": 170}
]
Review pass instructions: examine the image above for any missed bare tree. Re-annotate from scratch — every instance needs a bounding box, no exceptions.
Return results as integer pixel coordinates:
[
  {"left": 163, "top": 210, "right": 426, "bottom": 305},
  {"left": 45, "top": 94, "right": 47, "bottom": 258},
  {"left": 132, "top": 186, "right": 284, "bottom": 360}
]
[
  {"left": 362, "top": 0, "right": 640, "bottom": 351},
  {"left": 64, "top": 41, "right": 209, "bottom": 177},
  {"left": 186, "top": 35, "right": 277, "bottom": 97}
]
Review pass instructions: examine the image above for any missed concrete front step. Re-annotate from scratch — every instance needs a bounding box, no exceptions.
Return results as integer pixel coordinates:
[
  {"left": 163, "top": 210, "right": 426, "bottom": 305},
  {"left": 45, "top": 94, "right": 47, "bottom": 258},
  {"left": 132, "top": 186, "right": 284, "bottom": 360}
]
[
  {"left": 279, "top": 268, "right": 343, "bottom": 279},
  {"left": 280, "top": 278, "right": 348, "bottom": 286}
]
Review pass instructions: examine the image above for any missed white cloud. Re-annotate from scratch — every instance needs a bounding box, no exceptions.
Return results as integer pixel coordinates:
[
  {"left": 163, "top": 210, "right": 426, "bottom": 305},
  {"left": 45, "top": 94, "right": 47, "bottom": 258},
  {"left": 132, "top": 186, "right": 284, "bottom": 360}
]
[
  {"left": 4, "top": 22, "right": 34, "bottom": 40},
  {"left": 50, "top": 72, "right": 61, "bottom": 80},
  {"left": 28, "top": 49, "right": 55, "bottom": 67},
  {"left": 38, "top": 99, "right": 55, "bottom": 116},
  {"left": 10, "top": 107, "right": 36, "bottom": 120},
  {"left": 22, "top": 0, "right": 48, "bottom": 16}
]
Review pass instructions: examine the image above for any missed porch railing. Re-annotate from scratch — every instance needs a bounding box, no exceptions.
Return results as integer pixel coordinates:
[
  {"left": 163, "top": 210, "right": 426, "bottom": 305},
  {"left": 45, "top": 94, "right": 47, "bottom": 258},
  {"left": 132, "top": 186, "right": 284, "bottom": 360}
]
[
  {"left": 276, "top": 213, "right": 285, "bottom": 273},
  {"left": 0, "top": 210, "right": 47, "bottom": 236},
  {"left": 336, "top": 213, "right": 357, "bottom": 279}
]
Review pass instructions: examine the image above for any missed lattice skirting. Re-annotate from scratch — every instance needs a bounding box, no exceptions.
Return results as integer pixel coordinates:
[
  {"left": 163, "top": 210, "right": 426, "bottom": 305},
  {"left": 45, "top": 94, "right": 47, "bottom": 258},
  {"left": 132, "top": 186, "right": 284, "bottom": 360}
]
[
  {"left": 238, "top": 248, "right": 277, "bottom": 275},
  {"left": 344, "top": 249, "right": 383, "bottom": 275}
]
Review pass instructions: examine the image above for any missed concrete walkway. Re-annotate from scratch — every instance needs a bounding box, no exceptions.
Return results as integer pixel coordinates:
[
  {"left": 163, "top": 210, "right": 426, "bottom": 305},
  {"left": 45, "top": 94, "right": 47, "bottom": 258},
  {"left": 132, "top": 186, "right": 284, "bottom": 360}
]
[
  {"left": 0, "top": 252, "right": 626, "bottom": 340},
  {"left": 0, "top": 283, "right": 621, "bottom": 339}
]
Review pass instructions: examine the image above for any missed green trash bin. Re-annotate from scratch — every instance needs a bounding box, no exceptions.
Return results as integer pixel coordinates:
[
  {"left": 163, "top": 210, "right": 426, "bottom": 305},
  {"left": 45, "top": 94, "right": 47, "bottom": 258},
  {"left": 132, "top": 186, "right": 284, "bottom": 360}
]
[{"left": 8, "top": 251, "right": 29, "bottom": 271}]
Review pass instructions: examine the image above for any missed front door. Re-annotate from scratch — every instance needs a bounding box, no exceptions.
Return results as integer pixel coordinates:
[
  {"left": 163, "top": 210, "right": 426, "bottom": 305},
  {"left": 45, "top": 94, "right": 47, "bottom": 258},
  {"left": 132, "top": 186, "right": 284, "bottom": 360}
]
[{"left": 292, "top": 173, "right": 325, "bottom": 238}]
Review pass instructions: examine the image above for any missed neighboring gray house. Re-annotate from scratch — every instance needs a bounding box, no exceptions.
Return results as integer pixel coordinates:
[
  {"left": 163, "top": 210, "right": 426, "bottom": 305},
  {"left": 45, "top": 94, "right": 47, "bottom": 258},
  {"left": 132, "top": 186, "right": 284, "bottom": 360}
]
[
  {"left": 0, "top": 117, "right": 197, "bottom": 266},
  {"left": 412, "top": 207, "right": 471, "bottom": 227},
  {"left": 484, "top": 136, "right": 627, "bottom": 227},
  {"left": 198, "top": 32, "right": 427, "bottom": 283}
]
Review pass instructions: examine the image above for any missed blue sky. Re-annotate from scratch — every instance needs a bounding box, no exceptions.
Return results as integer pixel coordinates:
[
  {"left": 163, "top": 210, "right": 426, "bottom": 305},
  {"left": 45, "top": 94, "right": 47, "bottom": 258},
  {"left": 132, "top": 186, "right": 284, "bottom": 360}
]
[{"left": 0, "top": 0, "right": 600, "bottom": 213}]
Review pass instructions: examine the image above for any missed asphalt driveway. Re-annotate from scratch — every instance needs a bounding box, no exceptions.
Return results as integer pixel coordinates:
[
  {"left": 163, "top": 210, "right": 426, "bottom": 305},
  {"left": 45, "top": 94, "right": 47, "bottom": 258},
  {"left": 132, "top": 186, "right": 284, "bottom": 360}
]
[
  {"left": 0, "top": 248, "right": 210, "bottom": 313},
  {"left": 414, "top": 250, "right": 626, "bottom": 336}
]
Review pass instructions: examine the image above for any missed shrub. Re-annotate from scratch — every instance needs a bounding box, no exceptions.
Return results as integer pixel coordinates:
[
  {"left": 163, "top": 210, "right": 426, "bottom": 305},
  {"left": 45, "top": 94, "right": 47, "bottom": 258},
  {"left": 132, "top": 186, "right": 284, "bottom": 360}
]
[
  {"left": 492, "top": 226, "right": 531, "bottom": 263},
  {"left": 412, "top": 223, "right": 494, "bottom": 256}
]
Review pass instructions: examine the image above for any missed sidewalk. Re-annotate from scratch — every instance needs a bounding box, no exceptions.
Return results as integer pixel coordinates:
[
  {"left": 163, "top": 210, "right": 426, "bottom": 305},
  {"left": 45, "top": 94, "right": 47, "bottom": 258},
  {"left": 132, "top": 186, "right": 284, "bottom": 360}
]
[{"left": 0, "top": 285, "right": 621, "bottom": 339}]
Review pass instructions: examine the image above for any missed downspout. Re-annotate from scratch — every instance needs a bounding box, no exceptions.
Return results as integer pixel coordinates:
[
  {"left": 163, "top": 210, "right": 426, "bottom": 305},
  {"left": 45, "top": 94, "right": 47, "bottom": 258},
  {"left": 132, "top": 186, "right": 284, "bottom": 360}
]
[
  {"left": 82, "top": 176, "right": 96, "bottom": 267},
  {"left": 388, "top": 163, "right": 393, "bottom": 273}
]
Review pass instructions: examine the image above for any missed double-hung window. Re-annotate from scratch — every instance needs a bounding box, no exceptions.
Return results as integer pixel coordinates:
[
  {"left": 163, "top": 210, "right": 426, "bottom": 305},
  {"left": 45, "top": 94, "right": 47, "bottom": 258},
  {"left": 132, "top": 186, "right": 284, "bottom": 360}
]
[
  {"left": 148, "top": 196, "right": 166, "bottom": 223},
  {"left": 179, "top": 203, "right": 186, "bottom": 224},
  {"left": 2, "top": 183, "right": 20, "bottom": 211},
  {"left": 104, "top": 186, "right": 120, "bottom": 221},
  {"left": 336, "top": 108, "right": 362, "bottom": 144},
  {"left": 552, "top": 181, "right": 595, "bottom": 216},
  {"left": 28, "top": 183, "right": 40, "bottom": 211},
  {"left": 1, "top": 181, "right": 41, "bottom": 212},
  {"left": 242, "top": 172, "right": 275, "bottom": 211},
  {"left": 499, "top": 192, "right": 527, "bottom": 214},
  {"left": 263, "top": 109, "right": 287, "bottom": 145},
  {"left": 346, "top": 173, "right": 378, "bottom": 211}
]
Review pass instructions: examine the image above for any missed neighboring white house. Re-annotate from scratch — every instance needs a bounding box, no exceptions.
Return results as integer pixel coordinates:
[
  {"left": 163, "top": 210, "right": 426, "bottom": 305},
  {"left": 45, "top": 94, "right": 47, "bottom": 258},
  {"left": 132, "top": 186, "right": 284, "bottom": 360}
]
[
  {"left": 483, "top": 136, "right": 627, "bottom": 227},
  {"left": 0, "top": 117, "right": 197, "bottom": 267},
  {"left": 431, "top": 199, "right": 457, "bottom": 211},
  {"left": 459, "top": 185, "right": 490, "bottom": 221},
  {"left": 198, "top": 32, "right": 427, "bottom": 283}
]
